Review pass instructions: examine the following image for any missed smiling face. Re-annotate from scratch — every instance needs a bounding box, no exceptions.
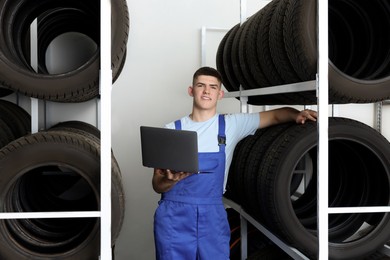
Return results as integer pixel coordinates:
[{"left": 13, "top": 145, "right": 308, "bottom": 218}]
[{"left": 188, "top": 75, "right": 224, "bottom": 113}]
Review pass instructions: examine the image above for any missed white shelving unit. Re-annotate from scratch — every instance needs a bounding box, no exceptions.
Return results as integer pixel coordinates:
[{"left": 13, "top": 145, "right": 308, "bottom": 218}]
[
  {"left": 100, "top": 0, "right": 113, "bottom": 259},
  {"left": 0, "top": 0, "right": 113, "bottom": 259},
  {"left": 202, "top": 0, "right": 390, "bottom": 259},
  {"left": 222, "top": 81, "right": 317, "bottom": 260}
]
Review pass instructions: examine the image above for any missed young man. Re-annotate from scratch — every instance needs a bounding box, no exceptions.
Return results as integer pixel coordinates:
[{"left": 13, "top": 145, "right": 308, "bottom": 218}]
[{"left": 152, "top": 67, "right": 317, "bottom": 259}]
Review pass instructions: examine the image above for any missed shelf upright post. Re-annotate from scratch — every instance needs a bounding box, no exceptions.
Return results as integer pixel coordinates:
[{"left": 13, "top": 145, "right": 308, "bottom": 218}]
[
  {"left": 375, "top": 102, "right": 383, "bottom": 133},
  {"left": 201, "top": 26, "right": 207, "bottom": 67},
  {"left": 239, "top": 0, "right": 249, "bottom": 114},
  {"left": 100, "top": 0, "right": 112, "bottom": 259},
  {"left": 317, "top": 0, "right": 329, "bottom": 259},
  {"left": 30, "top": 18, "right": 40, "bottom": 134},
  {"left": 240, "top": 0, "right": 246, "bottom": 24}
]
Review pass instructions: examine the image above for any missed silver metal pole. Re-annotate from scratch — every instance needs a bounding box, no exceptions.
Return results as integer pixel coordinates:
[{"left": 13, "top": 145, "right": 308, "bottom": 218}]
[
  {"left": 30, "top": 19, "right": 40, "bottom": 133},
  {"left": 240, "top": 0, "right": 247, "bottom": 24}
]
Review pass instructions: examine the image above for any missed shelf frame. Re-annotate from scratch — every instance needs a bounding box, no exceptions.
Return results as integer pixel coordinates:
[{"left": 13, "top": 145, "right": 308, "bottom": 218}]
[
  {"left": 223, "top": 198, "right": 310, "bottom": 260},
  {"left": 99, "top": 0, "right": 113, "bottom": 259},
  {"left": 201, "top": 0, "right": 390, "bottom": 259},
  {"left": 0, "top": 1, "right": 113, "bottom": 259}
]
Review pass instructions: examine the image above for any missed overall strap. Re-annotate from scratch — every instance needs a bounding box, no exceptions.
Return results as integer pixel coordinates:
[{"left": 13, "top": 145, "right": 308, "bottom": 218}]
[
  {"left": 218, "top": 114, "right": 226, "bottom": 152},
  {"left": 175, "top": 116, "right": 225, "bottom": 150},
  {"left": 174, "top": 120, "right": 181, "bottom": 130}
]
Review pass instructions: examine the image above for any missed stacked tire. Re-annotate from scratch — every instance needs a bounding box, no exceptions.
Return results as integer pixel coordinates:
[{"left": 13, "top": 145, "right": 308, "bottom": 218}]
[
  {"left": 0, "top": 100, "right": 31, "bottom": 148},
  {"left": 217, "top": 0, "right": 390, "bottom": 105},
  {"left": 0, "top": 122, "right": 125, "bottom": 260},
  {"left": 221, "top": 1, "right": 390, "bottom": 258},
  {"left": 0, "top": 0, "right": 129, "bottom": 259},
  {"left": 225, "top": 117, "right": 390, "bottom": 259},
  {"left": 0, "top": 0, "right": 129, "bottom": 102}
]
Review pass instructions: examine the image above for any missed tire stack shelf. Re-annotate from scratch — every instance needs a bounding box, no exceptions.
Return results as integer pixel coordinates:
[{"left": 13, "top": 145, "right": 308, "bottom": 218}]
[
  {"left": 222, "top": 81, "right": 316, "bottom": 260},
  {"left": 223, "top": 82, "right": 390, "bottom": 259},
  {"left": 218, "top": 0, "right": 390, "bottom": 259},
  {"left": 0, "top": 0, "right": 113, "bottom": 259}
]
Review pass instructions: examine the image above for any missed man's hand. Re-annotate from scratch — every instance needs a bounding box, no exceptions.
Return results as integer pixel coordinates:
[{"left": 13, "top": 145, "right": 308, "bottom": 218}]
[
  {"left": 296, "top": 109, "right": 318, "bottom": 124},
  {"left": 152, "top": 168, "right": 191, "bottom": 193},
  {"left": 161, "top": 169, "right": 191, "bottom": 182}
]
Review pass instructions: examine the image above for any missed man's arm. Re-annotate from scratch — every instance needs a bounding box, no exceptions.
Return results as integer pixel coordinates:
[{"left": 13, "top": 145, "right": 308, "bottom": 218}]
[
  {"left": 259, "top": 107, "right": 317, "bottom": 129},
  {"left": 152, "top": 168, "right": 191, "bottom": 193}
]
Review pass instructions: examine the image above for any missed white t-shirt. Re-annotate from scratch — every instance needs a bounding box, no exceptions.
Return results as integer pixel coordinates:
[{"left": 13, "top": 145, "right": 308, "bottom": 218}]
[{"left": 165, "top": 113, "right": 260, "bottom": 192}]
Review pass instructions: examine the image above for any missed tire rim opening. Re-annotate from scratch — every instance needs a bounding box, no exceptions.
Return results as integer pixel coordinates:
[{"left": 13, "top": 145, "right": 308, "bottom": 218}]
[{"left": 3, "top": 165, "right": 98, "bottom": 254}]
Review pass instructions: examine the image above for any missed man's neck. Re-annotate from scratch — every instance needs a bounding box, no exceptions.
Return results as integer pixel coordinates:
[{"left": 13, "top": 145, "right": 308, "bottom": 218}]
[{"left": 189, "top": 109, "right": 217, "bottom": 122}]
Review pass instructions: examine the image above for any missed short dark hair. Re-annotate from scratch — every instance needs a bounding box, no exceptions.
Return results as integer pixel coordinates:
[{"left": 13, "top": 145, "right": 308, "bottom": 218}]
[{"left": 192, "top": 67, "right": 222, "bottom": 86}]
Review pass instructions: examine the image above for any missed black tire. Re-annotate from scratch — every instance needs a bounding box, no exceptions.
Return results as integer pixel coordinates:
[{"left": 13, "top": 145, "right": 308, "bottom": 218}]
[
  {"left": 46, "top": 124, "right": 124, "bottom": 244},
  {"left": 243, "top": 123, "right": 292, "bottom": 220},
  {"left": 0, "top": 99, "right": 31, "bottom": 139},
  {"left": 238, "top": 15, "right": 260, "bottom": 89},
  {"left": 239, "top": 10, "right": 295, "bottom": 105},
  {"left": 256, "top": 0, "right": 284, "bottom": 87},
  {"left": 0, "top": 0, "right": 129, "bottom": 102},
  {"left": 284, "top": 0, "right": 317, "bottom": 82},
  {"left": 217, "top": 0, "right": 390, "bottom": 104},
  {"left": 231, "top": 22, "right": 252, "bottom": 90},
  {"left": 0, "top": 99, "right": 31, "bottom": 149},
  {"left": 0, "top": 131, "right": 125, "bottom": 259},
  {"left": 328, "top": 0, "right": 390, "bottom": 103},
  {"left": 222, "top": 24, "right": 241, "bottom": 92},
  {"left": 242, "top": 11, "right": 270, "bottom": 88},
  {"left": 269, "top": 0, "right": 300, "bottom": 84},
  {"left": 0, "top": 117, "right": 14, "bottom": 148},
  {"left": 257, "top": 118, "right": 390, "bottom": 259},
  {"left": 49, "top": 120, "right": 100, "bottom": 139},
  {"left": 225, "top": 136, "right": 248, "bottom": 203},
  {"left": 217, "top": 26, "right": 236, "bottom": 92}
]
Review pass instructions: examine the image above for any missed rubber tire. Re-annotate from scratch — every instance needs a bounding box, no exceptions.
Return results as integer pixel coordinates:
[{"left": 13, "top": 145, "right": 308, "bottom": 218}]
[
  {"left": 0, "top": 0, "right": 129, "bottom": 102},
  {"left": 0, "top": 131, "right": 125, "bottom": 259},
  {"left": 257, "top": 118, "right": 390, "bottom": 259}
]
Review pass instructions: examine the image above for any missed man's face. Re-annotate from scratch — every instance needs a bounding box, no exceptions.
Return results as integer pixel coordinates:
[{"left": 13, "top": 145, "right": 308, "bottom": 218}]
[{"left": 188, "top": 75, "right": 224, "bottom": 110}]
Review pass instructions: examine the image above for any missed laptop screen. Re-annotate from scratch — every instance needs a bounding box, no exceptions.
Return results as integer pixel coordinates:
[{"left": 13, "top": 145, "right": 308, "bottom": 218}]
[{"left": 140, "top": 126, "right": 199, "bottom": 173}]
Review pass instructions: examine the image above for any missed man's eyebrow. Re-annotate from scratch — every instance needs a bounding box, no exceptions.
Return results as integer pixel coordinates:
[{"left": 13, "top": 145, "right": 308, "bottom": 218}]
[{"left": 195, "top": 82, "right": 219, "bottom": 87}]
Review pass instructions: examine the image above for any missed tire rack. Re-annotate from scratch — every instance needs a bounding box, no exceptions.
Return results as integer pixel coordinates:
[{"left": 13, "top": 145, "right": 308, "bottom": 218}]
[
  {"left": 0, "top": 0, "right": 113, "bottom": 259},
  {"left": 201, "top": 0, "right": 390, "bottom": 259},
  {"left": 222, "top": 81, "right": 316, "bottom": 260}
]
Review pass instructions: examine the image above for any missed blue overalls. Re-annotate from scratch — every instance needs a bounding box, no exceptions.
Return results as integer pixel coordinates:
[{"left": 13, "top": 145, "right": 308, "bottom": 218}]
[{"left": 154, "top": 115, "right": 230, "bottom": 260}]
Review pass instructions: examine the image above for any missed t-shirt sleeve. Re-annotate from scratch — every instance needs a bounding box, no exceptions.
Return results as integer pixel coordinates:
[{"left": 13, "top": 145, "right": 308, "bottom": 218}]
[
  {"left": 165, "top": 122, "right": 175, "bottom": 129},
  {"left": 225, "top": 113, "right": 260, "bottom": 142}
]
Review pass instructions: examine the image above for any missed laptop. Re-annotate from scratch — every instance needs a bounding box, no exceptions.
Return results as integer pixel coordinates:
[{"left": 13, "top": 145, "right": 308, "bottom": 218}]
[{"left": 140, "top": 126, "right": 199, "bottom": 173}]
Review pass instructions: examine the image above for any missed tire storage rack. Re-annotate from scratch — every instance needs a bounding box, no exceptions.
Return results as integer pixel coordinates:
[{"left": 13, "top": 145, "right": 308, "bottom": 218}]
[
  {"left": 0, "top": 0, "right": 128, "bottom": 259},
  {"left": 213, "top": 0, "right": 390, "bottom": 259}
]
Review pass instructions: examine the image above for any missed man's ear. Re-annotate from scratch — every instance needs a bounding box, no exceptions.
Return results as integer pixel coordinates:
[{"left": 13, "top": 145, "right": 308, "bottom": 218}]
[
  {"left": 218, "top": 89, "right": 224, "bottom": 100},
  {"left": 188, "top": 86, "right": 194, "bottom": 97}
]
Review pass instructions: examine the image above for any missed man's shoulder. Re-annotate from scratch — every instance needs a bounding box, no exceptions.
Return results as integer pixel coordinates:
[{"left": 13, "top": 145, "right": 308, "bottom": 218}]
[{"left": 224, "top": 112, "right": 258, "bottom": 121}]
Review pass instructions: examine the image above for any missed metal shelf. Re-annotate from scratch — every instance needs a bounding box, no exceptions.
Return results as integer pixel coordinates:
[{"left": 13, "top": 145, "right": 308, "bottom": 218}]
[
  {"left": 223, "top": 80, "right": 316, "bottom": 98},
  {"left": 209, "top": 1, "right": 390, "bottom": 259},
  {"left": 0, "top": 1, "right": 113, "bottom": 259},
  {"left": 223, "top": 198, "right": 310, "bottom": 260}
]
